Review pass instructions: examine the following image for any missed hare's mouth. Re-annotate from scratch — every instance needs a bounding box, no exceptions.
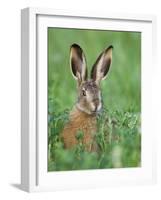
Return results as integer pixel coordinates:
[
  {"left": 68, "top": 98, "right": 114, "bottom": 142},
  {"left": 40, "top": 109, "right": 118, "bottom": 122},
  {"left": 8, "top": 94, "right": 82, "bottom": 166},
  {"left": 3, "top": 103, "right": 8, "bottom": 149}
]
[
  {"left": 76, "top": 104, "right": 96, "bottom": 115},
  {"left": 76, "top": 101, "right": 102, "bottom": 115},
  {"left": 91, "top": 102, "right": 102, "bottom": 113},
  {"left": 91, "top": 111, "right": 98, "bottom": 115},
  {"left": 91, "top": 108, "right": 102, "bottom": 114}
]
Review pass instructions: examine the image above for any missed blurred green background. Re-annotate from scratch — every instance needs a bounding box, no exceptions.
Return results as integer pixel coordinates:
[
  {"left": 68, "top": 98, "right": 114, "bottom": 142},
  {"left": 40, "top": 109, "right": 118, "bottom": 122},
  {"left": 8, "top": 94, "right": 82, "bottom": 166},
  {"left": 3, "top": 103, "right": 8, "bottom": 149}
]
[
  {"left": 48, "top": 28, "right": 141, "bottom": 114},
  {"left": 48, "top": 28, "right": 141, "bottom": 171}
]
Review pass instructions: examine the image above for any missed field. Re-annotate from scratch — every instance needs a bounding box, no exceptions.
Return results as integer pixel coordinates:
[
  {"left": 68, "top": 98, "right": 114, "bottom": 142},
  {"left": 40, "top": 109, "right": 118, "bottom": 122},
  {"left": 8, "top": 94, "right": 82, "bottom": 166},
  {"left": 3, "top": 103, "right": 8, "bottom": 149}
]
[{"left": 48, "top": 28, "right": 141, "bottom": 171}]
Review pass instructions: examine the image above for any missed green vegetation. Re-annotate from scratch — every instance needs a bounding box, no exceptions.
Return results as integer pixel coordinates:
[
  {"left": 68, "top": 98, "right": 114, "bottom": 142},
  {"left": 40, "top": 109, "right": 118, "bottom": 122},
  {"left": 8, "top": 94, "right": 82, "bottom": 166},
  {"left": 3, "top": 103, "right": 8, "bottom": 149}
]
[{"left": 48, "top": 28, "right": 141, "bottom": 171}]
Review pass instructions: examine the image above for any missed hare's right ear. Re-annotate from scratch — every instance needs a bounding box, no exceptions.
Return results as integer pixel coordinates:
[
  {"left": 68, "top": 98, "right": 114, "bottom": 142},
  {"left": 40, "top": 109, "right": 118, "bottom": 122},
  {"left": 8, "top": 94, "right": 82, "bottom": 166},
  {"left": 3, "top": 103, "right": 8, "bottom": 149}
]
[
  {"left": 70, "top": 44, "right": 87, "bottom": 85},
  {"left": 91, "top": 45, "right": 113, "bottom": 85}
]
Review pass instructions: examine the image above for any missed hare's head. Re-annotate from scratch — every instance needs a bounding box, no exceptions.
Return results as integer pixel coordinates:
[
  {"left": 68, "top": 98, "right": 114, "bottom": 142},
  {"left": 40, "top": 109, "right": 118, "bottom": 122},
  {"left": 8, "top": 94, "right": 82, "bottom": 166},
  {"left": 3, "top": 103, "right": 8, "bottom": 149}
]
[{"left": 70, "top": 44, "right": 113, "bottom": 115}]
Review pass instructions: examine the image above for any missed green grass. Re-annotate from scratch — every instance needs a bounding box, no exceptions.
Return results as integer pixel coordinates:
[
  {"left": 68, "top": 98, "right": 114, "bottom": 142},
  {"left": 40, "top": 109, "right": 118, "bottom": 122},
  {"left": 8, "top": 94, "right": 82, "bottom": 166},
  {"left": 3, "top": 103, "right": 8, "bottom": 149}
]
[{"left": 48, "top": 28, "right": 141, "bottom": 171}]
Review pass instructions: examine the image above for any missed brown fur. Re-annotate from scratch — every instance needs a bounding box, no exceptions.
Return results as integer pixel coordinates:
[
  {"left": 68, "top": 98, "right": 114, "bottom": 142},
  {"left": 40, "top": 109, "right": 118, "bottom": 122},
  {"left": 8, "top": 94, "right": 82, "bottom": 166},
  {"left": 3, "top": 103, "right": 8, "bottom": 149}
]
[
  {"left": 61, "top": 106, "right": 97, "bottom": 151},
  {"left": 61, "top": 44, "right": 113, "bottom": 152}
]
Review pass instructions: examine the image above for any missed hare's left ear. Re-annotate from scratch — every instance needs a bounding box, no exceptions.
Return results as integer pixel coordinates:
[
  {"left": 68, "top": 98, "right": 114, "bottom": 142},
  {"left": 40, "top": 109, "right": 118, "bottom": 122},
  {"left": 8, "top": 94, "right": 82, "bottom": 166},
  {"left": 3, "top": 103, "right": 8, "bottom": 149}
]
[
  {"left": 91, "top": 45, "right": 113, "bottom": 84},
  {"left": 70, "top": 44, "right": 87, "bottom": 85}
]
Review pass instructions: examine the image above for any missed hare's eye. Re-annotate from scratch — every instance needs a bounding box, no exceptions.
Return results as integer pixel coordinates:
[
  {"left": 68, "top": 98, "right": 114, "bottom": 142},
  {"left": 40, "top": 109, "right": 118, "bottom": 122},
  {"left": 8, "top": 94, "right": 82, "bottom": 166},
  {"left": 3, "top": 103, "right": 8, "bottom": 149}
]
[{"left": 82, "top": 90, "right": 86, "bottom": 96}]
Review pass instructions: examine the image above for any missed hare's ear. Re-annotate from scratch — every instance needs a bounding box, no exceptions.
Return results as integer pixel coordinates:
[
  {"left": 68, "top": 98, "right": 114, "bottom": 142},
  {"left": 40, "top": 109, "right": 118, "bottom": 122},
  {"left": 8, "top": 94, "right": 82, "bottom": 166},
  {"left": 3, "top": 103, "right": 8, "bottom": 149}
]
[
  {"left": 91, "top": 45, "right": 113, "bottom": 85},
  {"left": 70, "top": 44, "right": 87, "bottom": 85}
]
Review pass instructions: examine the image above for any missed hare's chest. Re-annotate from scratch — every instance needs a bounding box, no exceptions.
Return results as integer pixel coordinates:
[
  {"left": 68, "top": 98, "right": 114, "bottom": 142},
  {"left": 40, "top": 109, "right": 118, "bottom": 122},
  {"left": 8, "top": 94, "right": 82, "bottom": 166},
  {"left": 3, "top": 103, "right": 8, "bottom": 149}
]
[
  {"left": 70, "top": 115, "right": 97, "bottom": 134},
  {"left": 62, "top": 115, "right": 96, "bottom": 147}
]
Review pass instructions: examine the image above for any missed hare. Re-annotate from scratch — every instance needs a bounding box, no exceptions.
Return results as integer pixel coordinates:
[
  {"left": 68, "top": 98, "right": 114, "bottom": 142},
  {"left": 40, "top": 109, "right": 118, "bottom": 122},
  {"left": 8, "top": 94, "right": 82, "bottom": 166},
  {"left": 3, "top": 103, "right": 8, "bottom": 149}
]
[{"left": 61, "top": 43, "right": 113, "bottom": 152}]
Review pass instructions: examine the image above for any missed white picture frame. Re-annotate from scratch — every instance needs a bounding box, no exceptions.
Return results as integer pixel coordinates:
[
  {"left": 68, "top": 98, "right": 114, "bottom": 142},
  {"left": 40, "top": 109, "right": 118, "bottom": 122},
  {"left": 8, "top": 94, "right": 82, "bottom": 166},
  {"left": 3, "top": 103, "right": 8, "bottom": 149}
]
[{"left": 21, "top": 7, "right": 157, "bottom": 192}]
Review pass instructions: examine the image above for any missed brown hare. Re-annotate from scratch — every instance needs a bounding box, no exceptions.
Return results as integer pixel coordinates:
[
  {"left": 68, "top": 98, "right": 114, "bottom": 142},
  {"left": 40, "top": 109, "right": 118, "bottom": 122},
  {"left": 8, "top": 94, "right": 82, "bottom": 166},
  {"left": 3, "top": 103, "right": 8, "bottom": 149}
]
[{"left": 61, "top": 43, "right": 113, "bottom": 152}]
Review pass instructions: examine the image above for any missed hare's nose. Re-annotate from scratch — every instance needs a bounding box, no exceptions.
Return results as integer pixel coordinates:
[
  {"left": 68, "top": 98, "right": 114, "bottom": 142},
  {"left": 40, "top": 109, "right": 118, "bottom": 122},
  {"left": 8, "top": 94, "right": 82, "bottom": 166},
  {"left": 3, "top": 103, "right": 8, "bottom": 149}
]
[
  {"left": 93, "top": 99, "right": 99, "bottom": 111},
  {"left": 93, "top": 98, "right": 99, "bottom": 104}
]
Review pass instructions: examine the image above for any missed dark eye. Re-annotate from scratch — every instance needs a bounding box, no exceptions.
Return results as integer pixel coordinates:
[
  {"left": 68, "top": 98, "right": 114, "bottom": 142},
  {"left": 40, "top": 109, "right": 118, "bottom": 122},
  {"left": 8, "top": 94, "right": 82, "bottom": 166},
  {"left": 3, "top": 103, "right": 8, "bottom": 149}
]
[{"left": 82, "top": 90, "right": 86, "bottom": 96}]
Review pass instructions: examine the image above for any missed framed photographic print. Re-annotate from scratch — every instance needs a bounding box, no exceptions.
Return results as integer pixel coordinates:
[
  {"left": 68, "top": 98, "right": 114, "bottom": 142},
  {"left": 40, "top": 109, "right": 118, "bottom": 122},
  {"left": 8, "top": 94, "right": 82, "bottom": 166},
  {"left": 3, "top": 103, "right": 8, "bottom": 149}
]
[{"left": 21, "top": 7, "right": 156, "bottom": 192}]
